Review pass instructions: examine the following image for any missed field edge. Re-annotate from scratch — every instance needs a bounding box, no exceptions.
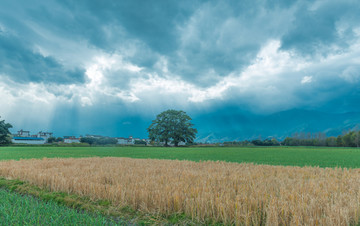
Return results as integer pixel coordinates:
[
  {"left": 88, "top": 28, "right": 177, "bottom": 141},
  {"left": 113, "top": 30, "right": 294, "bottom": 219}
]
[{"left": 0, "top": 177, "right": 204, "bottom": 225}]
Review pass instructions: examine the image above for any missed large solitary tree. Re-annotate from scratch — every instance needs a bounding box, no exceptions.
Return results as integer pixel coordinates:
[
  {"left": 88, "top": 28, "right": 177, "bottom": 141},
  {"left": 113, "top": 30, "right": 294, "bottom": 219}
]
[
  {"left": 147, "top": 110, "right": 197, "bottom": 146},
  {"left": 0, "top": 117, "right": 12, "bottom": 145}
]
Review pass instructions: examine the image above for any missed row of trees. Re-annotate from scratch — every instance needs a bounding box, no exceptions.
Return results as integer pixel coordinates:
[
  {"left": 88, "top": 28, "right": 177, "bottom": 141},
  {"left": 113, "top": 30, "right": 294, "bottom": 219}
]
[
  {"left": 223, "top": 130, "right": 360, "bottom": 147},
  {"left": 282, "top": 131, "right": 360, "bottom": 147},
  {"left": 47, "top": 137, "right": 64, "bottom": 143},
  {"left": 80, "top": 137, "right": 118, "bottom": 145},
  {"left": 224, "top": 138, "right": 281, "bottom": 146},
  {"left": 80, "top": 137, "right": 149, "bottom": 146}
]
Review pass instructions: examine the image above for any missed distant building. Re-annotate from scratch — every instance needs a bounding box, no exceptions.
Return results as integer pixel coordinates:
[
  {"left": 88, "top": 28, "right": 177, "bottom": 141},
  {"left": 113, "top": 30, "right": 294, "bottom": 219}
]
[
  {"left": 144, "top": 139, "right": 151, "bottom": 145},
  {"left": 11, "top": 130, "right": 52, "bottom": 144},
  {"left": 128, "top": 136, "right": 135, "bottom": 144},
  {"left": 37, "top": 131, "right": 53, "bottom": 142},
  {"left": 117, "top": 136, "right": 135, "bottom": 145},
  {"left": 15, "top": 130, "right": 30, "bottom": 137},
  {"left": 63, "top": 136, "right": 80, "bottom": 143},
  {"left": 12, "top": 137, "right": 46, "bottom": 144},
  {"left": 151, "top": 141, "right": 186, "bottom": 146},
  {"left": 85, "top": 134, "right": 103, "bottom": 139},
  {"left": 178, "top": 141, "right": 186, "bottom": 146},
  {"left": 166, "top": 141, "right": 186, "bottom": 146}
]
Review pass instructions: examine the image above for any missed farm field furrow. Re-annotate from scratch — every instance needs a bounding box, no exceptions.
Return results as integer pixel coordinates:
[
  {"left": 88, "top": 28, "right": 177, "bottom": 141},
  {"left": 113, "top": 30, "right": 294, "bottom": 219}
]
[
  {"left": 0, "top": 157, "right": 359, "bottom": 225},
  {"left": 1, "top": 146, "right": 360, "bottom": 168},
  {"left": 0, "top": 188, "right": 119, "bottom": 225}
]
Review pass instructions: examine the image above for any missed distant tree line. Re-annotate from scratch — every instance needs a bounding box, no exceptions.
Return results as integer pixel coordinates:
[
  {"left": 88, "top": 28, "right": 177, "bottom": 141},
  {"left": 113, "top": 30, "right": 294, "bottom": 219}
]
[
  {"left": 223, "top": 130, "right": 360, "bottom": 147},
  {"left": 47, "top": 137, "right": 64, "bottom": 143},
  {"left": 223, "top": 138, "right": 280, "bottom": 146},
  {"left": 134, "top": 140, "right": 147, "bottom": 145},
  {"left": 80, "top": 137, "right": 118, "bottom": 145},
  {"left": 282, "top": 130, "right": 360, "bottom": 147}
]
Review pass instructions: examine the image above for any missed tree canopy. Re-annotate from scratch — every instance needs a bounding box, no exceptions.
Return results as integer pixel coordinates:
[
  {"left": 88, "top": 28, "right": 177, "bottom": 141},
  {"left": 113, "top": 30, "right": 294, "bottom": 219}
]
[
  {"left": 0, "top": 117, "right": 12, "bottom": 145},
  {"left": 147, "top": 110, "right": 197, "bottom": 146},
  {"left": 80, "top": 137, "right": 117, "bottom": 145}
]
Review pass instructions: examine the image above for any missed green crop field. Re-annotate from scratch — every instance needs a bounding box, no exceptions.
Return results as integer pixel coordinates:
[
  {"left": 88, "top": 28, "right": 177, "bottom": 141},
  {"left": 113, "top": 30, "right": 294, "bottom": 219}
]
[
  {"left": 0, "top": 188, "right": 119, "bottom": 225},
  {"left": 1, "top": 146, "right": 360, "bottom": 168}
]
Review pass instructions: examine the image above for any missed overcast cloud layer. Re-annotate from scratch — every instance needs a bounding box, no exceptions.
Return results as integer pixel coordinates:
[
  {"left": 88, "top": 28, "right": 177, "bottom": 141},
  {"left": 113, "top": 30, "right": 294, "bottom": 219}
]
[{"left": 1, "top": 0, "right": 360, "bottom": 138}]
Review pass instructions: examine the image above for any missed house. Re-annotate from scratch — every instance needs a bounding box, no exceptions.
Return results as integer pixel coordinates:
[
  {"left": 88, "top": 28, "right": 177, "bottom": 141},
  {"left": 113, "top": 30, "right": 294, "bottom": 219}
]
[
  {"left": 15, "top": 129, "right": 30, "bottom": 137},
  {"left": 11, "top": 130, "right": 53, "bottom": 144},
  {"left": 85, "top": 134, "right": 103, "bottom": 139},
  {"left": 37, "top": 131, "right": 53, "bottom": 142},
  {"left": 63, "top": 136, "right": 80, "bottom": 143},
  {"left": 143, "top": 139, "right": 151, "bottom": 145},
  {"left": 177, "top": 141, "right": 186, "bottom": 146},
  {"left": 117, "top": 136, "right": 135, "bottom": 145},
  {"left": 128, "top": 136, "right": 135, "bottom": 144},
  {"left": 152, "top": 141, "right": 186, "bottom": 146},
  {"left": 12, "top": 136, "right": 46, "bottom": 144}
]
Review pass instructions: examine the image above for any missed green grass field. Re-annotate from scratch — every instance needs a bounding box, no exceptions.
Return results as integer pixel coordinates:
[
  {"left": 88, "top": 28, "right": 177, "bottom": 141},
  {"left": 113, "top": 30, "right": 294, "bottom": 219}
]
[
  {"left": 1, "top": 146, "right": 360, "bottom": 168},
  {"left": 0, "top": 188, "right": 120, "bottom": 225}
]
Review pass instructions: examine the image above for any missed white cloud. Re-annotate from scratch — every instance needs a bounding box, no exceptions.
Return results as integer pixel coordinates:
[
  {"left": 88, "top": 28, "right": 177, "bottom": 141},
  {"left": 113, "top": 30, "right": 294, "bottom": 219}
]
[
  {"left": 1, "top": 27, "right": 360, "bottom": 129},
  {"left": 81, "top": 54, "right": 144, "bottom": 103},
  {"left": 340, "top": 66, "right": 360, "bottom": 83},
  {"left": 0, "top": 78, "right": 57, "bottom": 131},
  {"left": 80, "top": 97, "right": 92, "bottom": 107},
  {"left": 2, "top": 35, "right": 360, "bottom": 117},
  {"left": 301, "top": 76, "right": 313, "bottom": 84},
  {"left": 0, "top": 23, "right": 6, "bottom": 33}
]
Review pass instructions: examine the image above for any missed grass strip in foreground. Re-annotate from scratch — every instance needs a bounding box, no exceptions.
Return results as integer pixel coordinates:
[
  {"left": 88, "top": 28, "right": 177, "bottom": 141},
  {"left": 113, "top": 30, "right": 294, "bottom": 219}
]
[
  {"left": 0, "top": 178, "right": 198, "bottom": 225},
  {"left": 0, "top": 187, "right": 119, "bottom": 225},
  {"left": 0, "top": 157, "right": 360, "bottom": 225}
]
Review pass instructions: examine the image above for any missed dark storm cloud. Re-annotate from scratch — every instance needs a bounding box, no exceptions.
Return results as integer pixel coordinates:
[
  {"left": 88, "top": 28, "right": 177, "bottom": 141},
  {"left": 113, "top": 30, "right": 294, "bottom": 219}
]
[
  {"left": 0, "top": 0, "right": 86, "bottom": 84},
  {"left": 0, "top": 32, "right": 85, "bottom": 84},
  {"left": 0, "top": 0, "right": 293, "bottom": 86},
  {"left": 9, "top": 0, "right": 197, "bottom": 66},
  {"left": 280, "top": 0, "right": 360, "bottom": 55},
  {"left": 1, "top": 0, "right": 359, "bottom": 86},
  {"left": 57, "top": 0, "right": 200, "bottom": 53},
  {"left": 1, "top": 0, "right": 352, "bottom": 86},
  {"left": 4, "top": 0, "right": 199, "bottom": 72},
  {"left": 163, "top": 0, "right": 297, "bottom": 86}
]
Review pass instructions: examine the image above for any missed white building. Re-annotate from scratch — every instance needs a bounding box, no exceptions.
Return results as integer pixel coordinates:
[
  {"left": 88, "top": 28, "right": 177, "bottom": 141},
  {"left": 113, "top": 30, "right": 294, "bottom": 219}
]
[
  {"left": 15, "top": 130, "right": 30, "bottom": 137},
  {"left": 12, "top": 137, "right": 46, "bottom": 144},
  {"left": 117, "top": 136, "right": 135, "bottom": 145},
  {"left": 37, "top": 131, "right": 53, "bottom": 142},
  {"left": 85, "top": 134, "right": 103, "bottom": 139},
  {"left": 11, "top": 130, "right": 51, "bottom": 144},
  {"left": 177, "top": 141, "right": 186, "bottom": 146},
  {"left": 63, "top": 136, "right": 80, "bottom": 143}
]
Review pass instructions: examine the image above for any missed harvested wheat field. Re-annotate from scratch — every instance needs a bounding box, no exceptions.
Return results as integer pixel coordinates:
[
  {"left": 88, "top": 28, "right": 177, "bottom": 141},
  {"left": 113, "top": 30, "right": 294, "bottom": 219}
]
[{"left": 0, "top": 157, "right": 359, "bottom": 225}]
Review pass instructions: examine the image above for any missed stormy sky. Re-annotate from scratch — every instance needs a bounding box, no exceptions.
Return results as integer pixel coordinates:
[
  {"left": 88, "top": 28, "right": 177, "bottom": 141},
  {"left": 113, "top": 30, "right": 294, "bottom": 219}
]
[{"left": 1, "top": 0, "right": 360, "bottom": 138}]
